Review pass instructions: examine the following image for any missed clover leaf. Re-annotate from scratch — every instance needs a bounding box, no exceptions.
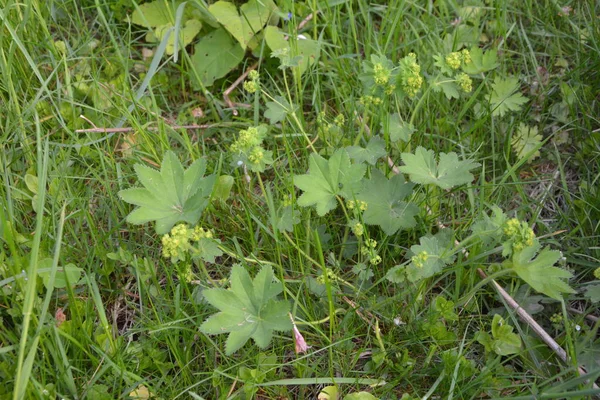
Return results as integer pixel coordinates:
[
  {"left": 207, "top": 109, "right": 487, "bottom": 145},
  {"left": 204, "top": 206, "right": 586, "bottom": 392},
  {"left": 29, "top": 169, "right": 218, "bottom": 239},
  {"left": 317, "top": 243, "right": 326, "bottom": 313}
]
[
  {"left": 200, "top": 264, "right": 292, "bottom": 355},
  {"left": 507, "top": 242, "right": 575, "bottom": 301},
  {"left": 294, "top": 149, "right": 366, "bottom": 216},
  {"left": 119, "top": 151, "right": 215, "bottom": 235},
  {"left": 399, "top": 146, "right": 480, "bottom": 189},
  {"left": 356, "top": 169, "right": 418, "bottom": 235}
]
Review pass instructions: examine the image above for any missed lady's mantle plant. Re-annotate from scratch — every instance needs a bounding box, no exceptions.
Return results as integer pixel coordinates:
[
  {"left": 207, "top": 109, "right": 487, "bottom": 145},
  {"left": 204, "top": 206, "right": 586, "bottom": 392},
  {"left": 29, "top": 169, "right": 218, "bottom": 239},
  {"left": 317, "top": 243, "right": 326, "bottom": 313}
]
[
  {"left": 199, "top": 264, "right": 292, "bottom": 355},
  {"left": 118, "top": 151, "right": 215, "bottom": 234}
]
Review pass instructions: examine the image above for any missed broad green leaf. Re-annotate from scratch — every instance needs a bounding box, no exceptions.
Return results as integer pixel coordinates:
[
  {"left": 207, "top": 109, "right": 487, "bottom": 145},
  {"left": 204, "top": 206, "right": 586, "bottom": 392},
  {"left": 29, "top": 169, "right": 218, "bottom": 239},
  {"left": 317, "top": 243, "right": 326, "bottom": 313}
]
[
  {"left": 488, "top": 77, "right": 528, "bottom": 117},
  {"left": 319, "top": 386, "right": 339, "bottom": 400},
  {"left": 275, "top": 206, "right": 300, "bottom": 233},
  {"left": 434, "top": 296, "right": 458, "bottom": 321},
  {"left": 430, "top": 74, "right": 460, "bottom": 99},
  {"left": 154, "top": 19, "right": 202, "bottom": 55},
  {"left": 399, "top": 146, "right": 480, "bottom": 189},
  {"left": 344, "top": 393, "right": 379, "bottom": 400},
  {"left": 490, "top": 314, "right": 521, "bottom": 356},
  {"left": 38, "top": 258, "right": 83, "bottom": 289},
  {"left": 24, "top": 174, "right": 38, "bottom": 194},
  {"left": 406, "top": 235, "right": 455, "bottom": 282},
  {"left": 384, "top": 114, "right": 414, "bottom": 143},
  {"left": 195, "top": 238, "right": 223, "bottom": 264},
  {"left": 199, "top": 265, "right": 292, "bottom": 355},
  {"left": 212, "top": 175, "right": 234, "bottom": 201},
  {"left": 511, "top": 123, "right": 542, "bottom": 162},
  {"left": 388, "top": 232, "right": 455, "bottom": 283},
  {"left": 509, "top": 242, "right": 575, "bottom": 300},
  {"left": 346, "top": 137, "right": 387, "bottom": 165},
  {"left": 191, "top": 28, "right": 244, "bottom": 88},
  {"left": 131, "top": 0, "right": 178, "bottom": 28},
  {"left": 356, "top": 169, "right": 418, "bottom": 235},
  {"left": 264, "top": 26, "right": 320, "bottom": 75},
  {"left": 584, "top": 285, "right": 600, "bottom": 303},
  {"left": 462, "top": 46, "right": 498, "bottom": 74},
  {"left": 119, "top": 151, "right": 215, "bottom": 234},
  {"left": 470, "top": 205, "right": 507, "bottom": 247},
  {"left": 264, "top": 95, "right": 294, "bottom": 124},
  {"left": 208, "top": 0, "right": 276, "bottom": 49},
  {"left": 294, "top": 149, "right": 366, "bottom": 216}
]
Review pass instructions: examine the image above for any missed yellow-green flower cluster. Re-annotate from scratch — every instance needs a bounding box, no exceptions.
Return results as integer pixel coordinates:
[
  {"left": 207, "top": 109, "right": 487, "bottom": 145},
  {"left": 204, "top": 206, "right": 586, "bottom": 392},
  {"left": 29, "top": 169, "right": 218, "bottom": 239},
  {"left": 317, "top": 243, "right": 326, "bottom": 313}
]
[
  {"left": 334, "top": 113, "right": 345, "bottom": 127},
  {"left": 248, "top": 146, "right": 265, "bottom": 163},
  {"left": 461, "top": 49, "right": 471, "bottom": 64},
  {"left": 399, "top": 53, "right": 423, "bottom": 98},
  {"left": 503, "top": 218, "right": 535, "bottom": 253},
  {"left": 550, "top": 313, "right": 562, "bottom": 324},
  {"left": 411, "top": 251, "right": 429, "bottom": 268},
  {"left": 243, "top": 69, "right": 260, "bottom": 93},
  {"left": 282, "top": 195, "right": 293, "bottom": 208},
  {"left": 360, "top": 238, "right": 381, "bottom": 265},
  {"left": 350, "top": 220, "right": 364, "bottom": 237},
  {"left": 594, "top": 267, "right": 600, "bottom": 280},
  {"left": 446, "top": 49, "right": 471, "bottom": 70},
  {"left": 316, "top": 267, "right": 339, "bottom": 284},
  {"left": 446, "top": 52, "right": 462, "bottom": 70},
  {"left": 373, "top": 62, "right": 391, "bottom": 86},
  {"left": 359, "top": 95, "right": 383, "bottom": 107},
  {"left": 456, "top": 73, "right": 473, "bottom": 93},
  {"left": 191, "top": 226, "right": 213, "bottom": 241},
  {"left": 230, "top": 126, "right": 263, "bottom": 154},
  {"left": 347, "top": 200, "right": 368, "bottom": 212},
  {"left": 161, "top": 224, "right": 214, "bottom": 263}
]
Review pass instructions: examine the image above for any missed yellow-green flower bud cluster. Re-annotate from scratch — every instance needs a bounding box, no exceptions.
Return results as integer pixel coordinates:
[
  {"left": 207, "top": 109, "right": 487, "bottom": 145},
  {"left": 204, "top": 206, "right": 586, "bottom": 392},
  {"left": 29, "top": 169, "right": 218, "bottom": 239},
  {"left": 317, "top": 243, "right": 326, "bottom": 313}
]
[
  {"left": 411, "top": 251, "right": 429, "bottom": 268},
  {"left": 350, "top": 220, "right": 364, "bottom": 237},
  {"left": 161, "top": 224, "right": 215, "bottom": 263},
  {"left": 446, "top": 52, "right": 462, "bottom": 70},
  {"left": 316, "top": 267, "right": 339, "bottom": 284},
  {"left": 593, "top": 267, "right": 600, "bottom": 280},
  {"left": 503, "top": 218, "right": 535, "bottom": 253},
  {"left": 347, "top": 200, "right": 368, "bottom": 212},
  {"left": 373, "top": 62, "right": 391, "bottom": 86},
  {"left": 282, "top": 195, "right": 293, "bottom": 208},
  {"left": 243, "top": 70, "right": 260, "bottom": 93},
  {"left": 359, "top": 95, "right": 383, "bottom": 107},
  {"left": 230, "top": 127, "right": 263, "bottom": 154},
  {"left": 248, "top": 146, "right": 265, "bottom": 163},
  {"left": 399, "top": 53, "right": 423, "bottom": 98},
  {"left": 550, "top": 313, "right": 562, "bottom": 324},
  {"left": 334, "top": 114, "right": 345, "bottom": 127},
  {"left": 461, "top": 49, "right": 471, "bottom": 64},
  {"left": 456, "top": 73, "right": 473, "bottom": 93},
  {"left": 360, "top": 238, "right": 381, "bottom": 265}
]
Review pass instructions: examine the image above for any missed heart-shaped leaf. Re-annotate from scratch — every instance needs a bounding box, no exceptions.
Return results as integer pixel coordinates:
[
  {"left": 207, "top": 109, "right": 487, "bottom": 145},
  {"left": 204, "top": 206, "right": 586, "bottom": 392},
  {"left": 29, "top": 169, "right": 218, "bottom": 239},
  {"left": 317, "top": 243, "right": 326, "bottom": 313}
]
[
  {"left": 191, "top": 27, "right": 244, "bottom": 88},
  {"left": 209, "top": 0, "right": 276, "bottom": 49}
]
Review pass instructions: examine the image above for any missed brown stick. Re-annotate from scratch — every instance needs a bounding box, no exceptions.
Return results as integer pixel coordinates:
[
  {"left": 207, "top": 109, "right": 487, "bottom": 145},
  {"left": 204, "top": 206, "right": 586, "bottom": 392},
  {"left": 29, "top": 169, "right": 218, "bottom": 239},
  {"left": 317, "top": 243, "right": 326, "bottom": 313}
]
[
  {"left": 223, "top": 62, "right": 258, "bottom": 116},
  {"left": 75, "top": 124, "right": 212, "bottom": 134}
]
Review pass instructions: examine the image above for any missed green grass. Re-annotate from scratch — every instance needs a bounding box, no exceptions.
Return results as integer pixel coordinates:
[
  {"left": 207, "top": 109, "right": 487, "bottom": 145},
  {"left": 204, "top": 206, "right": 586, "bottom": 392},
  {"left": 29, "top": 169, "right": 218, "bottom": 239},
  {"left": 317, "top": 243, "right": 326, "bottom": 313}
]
[{"left": 1, "top": 0, "right": 600, "bottom": 399}]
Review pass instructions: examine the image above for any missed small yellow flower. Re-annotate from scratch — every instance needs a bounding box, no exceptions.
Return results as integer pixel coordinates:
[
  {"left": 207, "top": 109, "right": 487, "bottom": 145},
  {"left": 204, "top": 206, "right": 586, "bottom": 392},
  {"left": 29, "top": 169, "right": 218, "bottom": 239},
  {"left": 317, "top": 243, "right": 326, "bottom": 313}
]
[
  {"left": 411, "top": 251, "right": 429, "bottom": 268},
  {"left": 446, "top": 52, "right": 462, "bottom": 70},
  {"left": 243, "top": 80, "right": 258, "bottom": 93},
  {"left": 456, "top": 73, "right": 473, "bottom": 93},
  {"left": 461, "top": 49, "right": 471, "bottom": 64}
]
